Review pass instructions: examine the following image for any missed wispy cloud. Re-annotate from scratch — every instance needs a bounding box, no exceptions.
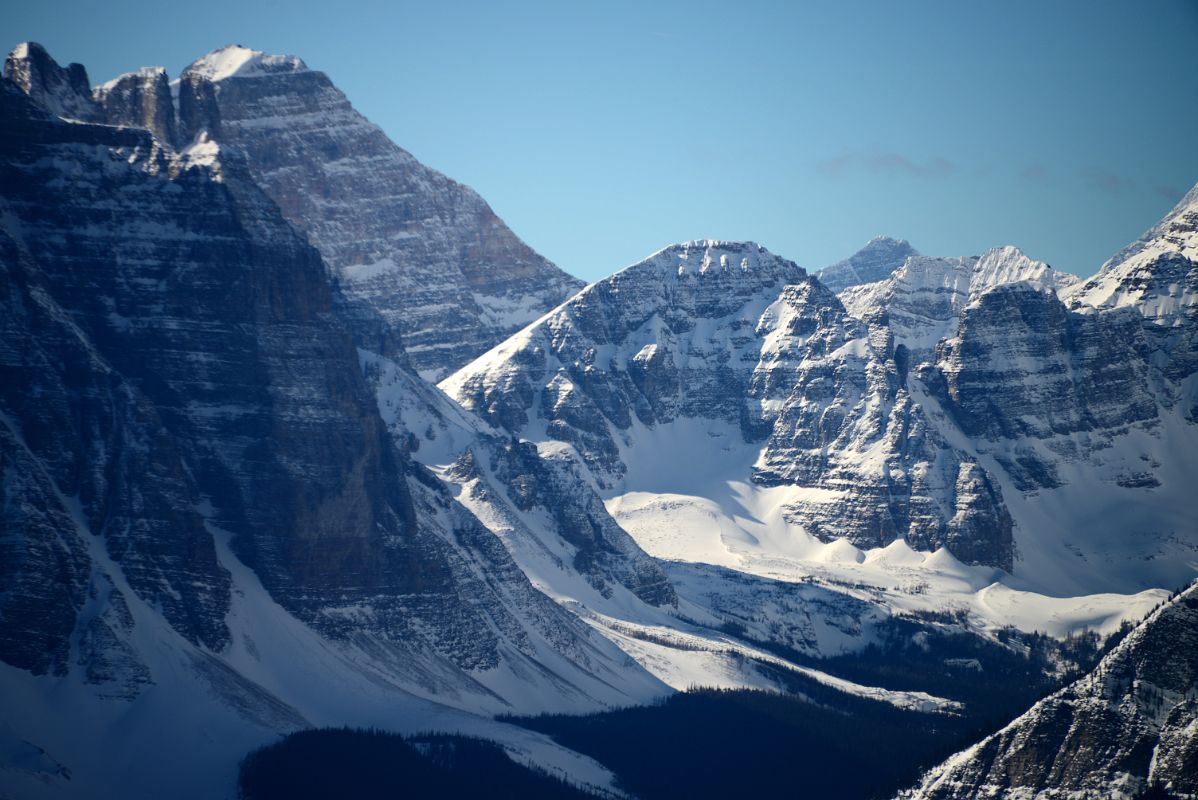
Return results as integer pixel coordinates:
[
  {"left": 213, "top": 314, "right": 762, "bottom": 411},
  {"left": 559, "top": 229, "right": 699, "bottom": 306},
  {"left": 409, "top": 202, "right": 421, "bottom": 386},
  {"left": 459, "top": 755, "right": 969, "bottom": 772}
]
[
  {"left": 1082, "top": 167, "right": 1135, "bottom": 196},
  {"left": 1018, "top": 162, "right": 1049, "bottom": 184},
  {"left": 1154, "top": 184, "right": 1184, "bottom": 203},
  {"left": 816, "top": 151, "right": 958, "bottom": 179}
]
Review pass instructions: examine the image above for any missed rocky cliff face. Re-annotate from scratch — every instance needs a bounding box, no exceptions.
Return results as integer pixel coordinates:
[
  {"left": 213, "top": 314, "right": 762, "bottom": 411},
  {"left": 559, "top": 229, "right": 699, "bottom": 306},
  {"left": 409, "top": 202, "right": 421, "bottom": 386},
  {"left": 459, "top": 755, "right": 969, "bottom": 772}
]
[
  {"left": 7, "top": 40, "right": 583, "bottom": 381},
  {"left": 840, "top": 246, "right": 1079, "bottom": 360},
  {"left": 93, "top": 66, "right": 178, "bottom": 145},
  {"left": 444, "top": 240, "right": 1016, "bottom": 569},
  {"left": 170, "top": 45, "right": 583, "bottom": 379},
  {"left": 2, "top": 42, "right": 99, "bottom": 121},
  {"left": 902, "top": 583, "right": 1198, "bottom": 800},
  {"left": 1069, "top": 184, "right": 1198, "bottom": 386},
  {"left": 750, "top": 273, "right": 1014, "bottom": 565},
  {"left": 926, "top": 282, "right": 1159, "bottom": 489},
  {"left": 0, "top": 44, "right": 662, "bottom": 718},
  {"left": 446, "top": 204, "right": 1198, "bottom": 580},
  {"left": 445, "top": 241, "right": 808, "bottom": 482}
]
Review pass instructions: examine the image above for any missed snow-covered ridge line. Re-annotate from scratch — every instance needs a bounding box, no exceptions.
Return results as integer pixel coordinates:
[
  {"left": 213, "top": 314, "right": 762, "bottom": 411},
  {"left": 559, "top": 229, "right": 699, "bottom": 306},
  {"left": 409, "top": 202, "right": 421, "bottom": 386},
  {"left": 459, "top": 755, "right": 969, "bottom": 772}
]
[
  {"left": 94, "top": 66, "right": 166, "bottom": 94},
  {"left": 182, "top": 44, "right": 308, "bottom": 81}
]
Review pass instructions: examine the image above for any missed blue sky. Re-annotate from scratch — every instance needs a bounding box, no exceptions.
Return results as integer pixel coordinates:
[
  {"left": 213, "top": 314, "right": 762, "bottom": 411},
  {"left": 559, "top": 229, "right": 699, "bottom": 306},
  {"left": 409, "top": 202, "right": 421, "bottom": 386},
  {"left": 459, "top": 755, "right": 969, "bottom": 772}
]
[{"left": 6, "top": 0, "right": 1197, "bottom": 281}]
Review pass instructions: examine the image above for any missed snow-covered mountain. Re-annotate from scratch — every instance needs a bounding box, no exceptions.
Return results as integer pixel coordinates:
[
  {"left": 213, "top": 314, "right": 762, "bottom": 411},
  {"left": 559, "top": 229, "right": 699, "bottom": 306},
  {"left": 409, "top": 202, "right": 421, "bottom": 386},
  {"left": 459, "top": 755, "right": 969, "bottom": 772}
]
[
  {"left": 1068, "top": 183, "right": 1198, "bottom": 383},
  {"left": 443, "top": 240, "right": 1016, "bottom": 570},
  {"left": 444, "top": 215, "right": 1198, "bottom": 602},
  {"left": 1, "top": 42, "right": 999, "bottom": 799},
  {"left": 70, "top": 42, "right": 582, "bottom": 381},
  {"left": 182, "top": 45, "right": 583, "bottom": 380},
  {"left": 902, "top": 582, "right": 1198, "bottom": 800},
  {"left": 840, "top": 246, "right": 1079, "bottom": 359},
  {"left": 3, "top": 35, "right": 1196, "bottom": 800},
  {"left": 0, "top": 44, "right": 657, "bottom": 799},
  {"left": 817, "top": 235, "right": 920, "bottom": 293}
]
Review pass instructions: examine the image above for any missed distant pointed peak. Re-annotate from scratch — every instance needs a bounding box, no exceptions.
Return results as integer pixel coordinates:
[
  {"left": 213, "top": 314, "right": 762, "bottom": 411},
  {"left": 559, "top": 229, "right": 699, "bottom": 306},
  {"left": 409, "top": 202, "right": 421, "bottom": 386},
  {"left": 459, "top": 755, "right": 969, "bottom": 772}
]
[
  {"left": 183, "top": 44, "right": 307, "bottom": 82},
  {"left": 1089, "top": 176, "right": 1198, "bottom": 280},
  {"left": 8, "top": 41, "right": 45, "bottom": 61},
  {"left": 818, "top": 236, "right": 919, "bottom": 292},
  {"left": 3, "top": 40, "right": 97, "bottom": 121},
  {"left": 863, "top": 235, "right": 914, "bottom": 249}
]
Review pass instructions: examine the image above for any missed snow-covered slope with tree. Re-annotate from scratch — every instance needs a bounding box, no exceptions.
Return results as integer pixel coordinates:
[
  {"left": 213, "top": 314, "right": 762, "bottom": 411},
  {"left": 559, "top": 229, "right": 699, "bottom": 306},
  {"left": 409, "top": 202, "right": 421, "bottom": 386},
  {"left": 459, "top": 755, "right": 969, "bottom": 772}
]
[
  {"left": 3, "top": 34, "right": 1196, "bottom": 800},
  {"left": 902, "top": 582, "right": 1198, "bottom": 800},
  {"left": 0, "top": 43, "right": 654, "bottom": 800}
]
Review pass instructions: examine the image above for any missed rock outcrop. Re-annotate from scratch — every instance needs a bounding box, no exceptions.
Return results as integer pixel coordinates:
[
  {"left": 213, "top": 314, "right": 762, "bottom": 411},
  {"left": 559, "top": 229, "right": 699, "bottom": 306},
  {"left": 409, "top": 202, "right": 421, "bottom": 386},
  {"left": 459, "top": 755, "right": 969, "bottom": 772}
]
[{"left": 902, "top": 583, "right": 1198, "bottom": 800}]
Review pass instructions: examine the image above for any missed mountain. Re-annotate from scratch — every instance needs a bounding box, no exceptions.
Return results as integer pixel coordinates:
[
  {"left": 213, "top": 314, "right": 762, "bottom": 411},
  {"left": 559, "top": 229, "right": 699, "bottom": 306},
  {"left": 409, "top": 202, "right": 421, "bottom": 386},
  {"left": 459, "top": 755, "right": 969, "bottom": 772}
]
[
  {"left": 9, "top": 39, "right": 583, "bottom": 381},
  {"left": 169, "top": 44, "right": 582, "bottom": 380},
  {"left": 3, "top": 36, "right": 1196, "bottom": 800},
  {"left": 0, "top": 43, "right": 659, "bottom": 799},
  {"left": 445, "top": 218, "right": 1198, "bottom": 599},
  {"left": 901, "top": 582, "right": 1198, "bottom": 800},
  {"left": 840, "top": 246, "right": 1079, "bottom": 359},
  {"left": 1, "top": 42, "right": 978, "bottom": 800},
  {"left": 817, "top": 235, "right": 919, "bottom": 292},
  {"left": 1068, "top": 184, "right": 1198, "bottom": 385}
]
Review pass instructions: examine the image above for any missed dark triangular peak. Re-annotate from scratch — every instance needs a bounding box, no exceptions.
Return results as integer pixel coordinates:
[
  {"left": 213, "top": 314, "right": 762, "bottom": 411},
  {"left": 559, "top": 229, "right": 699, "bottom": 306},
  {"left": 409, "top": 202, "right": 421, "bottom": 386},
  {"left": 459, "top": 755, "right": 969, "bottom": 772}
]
[
  {"left": 3, "top": 41, "right": 100, "bottom": 121},
  {"left": 817, "top": 235, "right": 919, "bottom": 292}
]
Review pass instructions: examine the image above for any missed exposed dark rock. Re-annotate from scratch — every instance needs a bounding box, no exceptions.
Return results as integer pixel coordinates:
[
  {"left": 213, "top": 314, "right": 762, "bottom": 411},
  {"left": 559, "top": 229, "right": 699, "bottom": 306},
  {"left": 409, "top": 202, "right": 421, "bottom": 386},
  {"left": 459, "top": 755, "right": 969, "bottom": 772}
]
[{"left": 903, "top": 584, "right": 1198, "bottom": 799}]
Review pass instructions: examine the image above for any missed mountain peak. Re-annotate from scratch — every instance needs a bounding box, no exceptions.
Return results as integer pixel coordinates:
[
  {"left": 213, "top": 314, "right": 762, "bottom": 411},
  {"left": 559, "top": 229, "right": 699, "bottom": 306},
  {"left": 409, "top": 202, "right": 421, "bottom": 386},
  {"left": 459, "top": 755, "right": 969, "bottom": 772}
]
[
  {"left": 182, "top": 44, "right": 308, "bottom": 82},
  {"left": 818, "top": 235, "right": 919, "bottom": 292},
  {"left": 1069, "top": 177, "right": 1198, "bottom": 333},
  {"left": 94, "top": 66, "right": 167, "bottom": 95},
  {"left": 620, "top": 239, "right": 806, "bottom": 285},
  {"left": 973, "top": 245, "right": 1077, "bottom": 293},
  {"left": 3, "top": 40, "right": 98, "bottom": 121},
  {"left": 1098, "top": 178, "right": 1198, "bottom": 275}
]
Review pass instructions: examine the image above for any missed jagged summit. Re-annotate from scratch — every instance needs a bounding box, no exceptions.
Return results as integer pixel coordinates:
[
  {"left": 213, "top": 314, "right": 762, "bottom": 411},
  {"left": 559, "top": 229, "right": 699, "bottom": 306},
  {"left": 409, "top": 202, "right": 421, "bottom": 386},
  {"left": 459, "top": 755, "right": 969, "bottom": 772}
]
[
  {"left": 971, "top": 244, "right": 1078, "bottom": 294},
  {"left": 94, "top": 65, "right": 167, "bottom": 93},
  {"left": 817, "top": 235, "right": 919, "bottom": 292},
  {"left": 1097, "top": 180, "right": 1198, "bottom": 275},
  {"left": 0, "top": 39, "right": 584, "bottom": 380},
  {"left": 182, "top": 44, "right": 308, "bottom": 81},
  {"left": 3, "top": 41, "right": 98, "bottom": 121},
  {"left": 615, "top": 239, "right": 806, "bottom": 283},
  {"left": 1067, "top": 177, "right": 1197, "bottom": 381},
  {"left": 1069, "top": 180, "right": 1198, "bottom": 351},
  {"left": 836, "top": 244, "right": 1077, "bottom": 359},
  {"left": 165, "top": 40, "right": 584, "bottom": 379}
]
